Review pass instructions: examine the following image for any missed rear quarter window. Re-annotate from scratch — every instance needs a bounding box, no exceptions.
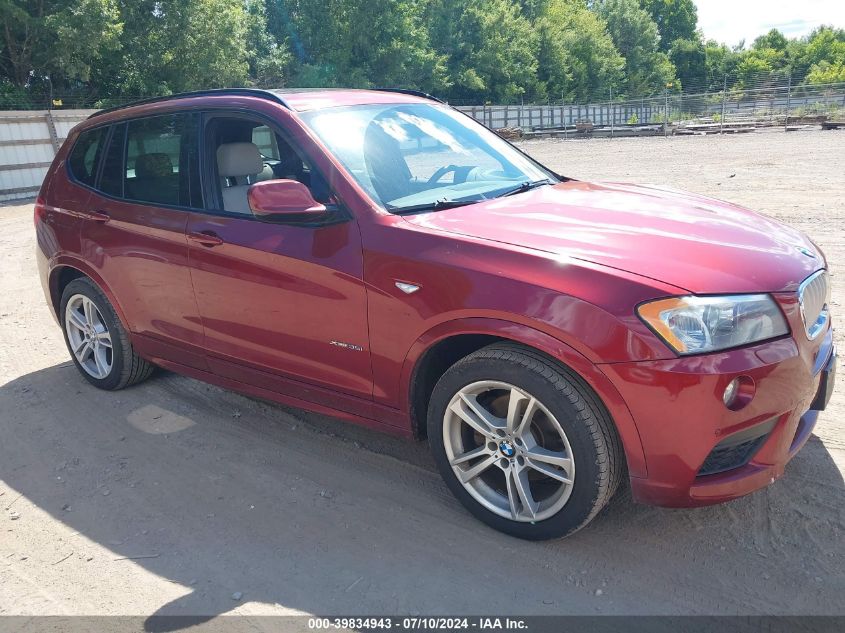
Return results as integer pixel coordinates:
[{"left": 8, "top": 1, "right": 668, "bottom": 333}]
[
  {"left": 252, "top": 125, "right": 279, "bottom": 160},
  {"left": 68, "top": 127, "right": 108, "bottom": 186}
]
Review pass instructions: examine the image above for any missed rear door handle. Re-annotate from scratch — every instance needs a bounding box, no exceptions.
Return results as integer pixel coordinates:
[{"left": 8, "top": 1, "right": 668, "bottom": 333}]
[
  {"left": 82, "top": 210, "right": 110, "bottom": 223},
  {"left": 188, "top": 231, "right": 224, "bottom": 247}
]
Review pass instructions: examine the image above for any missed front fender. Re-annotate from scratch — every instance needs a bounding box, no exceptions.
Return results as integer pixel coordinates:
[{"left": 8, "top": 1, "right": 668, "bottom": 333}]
[{"left": 399, "top": 317, "right": 647, "bottom": 478}]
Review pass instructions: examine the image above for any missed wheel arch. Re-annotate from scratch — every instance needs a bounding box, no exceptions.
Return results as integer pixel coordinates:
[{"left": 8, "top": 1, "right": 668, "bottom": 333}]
[
  {"left": 402, "top": 317, "right": 647, "bottom": 478},
  {"left": 49, "top": 260, "right": 131, "bottom": 333}
]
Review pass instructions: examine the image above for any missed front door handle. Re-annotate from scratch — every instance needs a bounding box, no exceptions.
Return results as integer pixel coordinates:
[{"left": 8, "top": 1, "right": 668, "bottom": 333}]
[{"left": 188, "top": 231, "right": 224, "bottom": 247}]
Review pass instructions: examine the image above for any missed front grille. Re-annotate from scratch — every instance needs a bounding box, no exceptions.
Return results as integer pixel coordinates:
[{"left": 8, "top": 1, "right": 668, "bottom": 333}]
[
  {"left": 798, "top": 270, "right": 830, "bottom": 340},
  {"left": 698, "top": 418, "right": 777, "bottom": 477}
]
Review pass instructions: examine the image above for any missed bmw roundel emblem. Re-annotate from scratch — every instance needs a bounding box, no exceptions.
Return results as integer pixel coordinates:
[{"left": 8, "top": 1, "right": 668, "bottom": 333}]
[
  {"left": 797, "top": 246, "right": 816, "bottom": 258},
  {"left": 499, "top": 440, "right": 516, "bottom": 457}
]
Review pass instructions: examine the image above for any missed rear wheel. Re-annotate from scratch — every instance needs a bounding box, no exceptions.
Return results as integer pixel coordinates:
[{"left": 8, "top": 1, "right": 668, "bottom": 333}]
[
  {"left": 427, "top": 343, "right": 622, "bottom": 540},
  {"left": 60, "top": 278, "right": 154, "bottom": 390}
]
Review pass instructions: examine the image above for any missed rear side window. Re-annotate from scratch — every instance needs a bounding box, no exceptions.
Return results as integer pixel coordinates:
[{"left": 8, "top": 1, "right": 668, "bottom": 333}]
[
  {"left": 124, "top": 114, "right": 195, "bottom": 206},
  {"left": 68, "top": 127, "right": 108, "bottom": 186}
]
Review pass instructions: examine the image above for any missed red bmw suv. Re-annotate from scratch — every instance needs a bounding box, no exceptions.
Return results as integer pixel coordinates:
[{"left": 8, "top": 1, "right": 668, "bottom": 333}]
[{"left": 35, "top": 88, "right": 836, "bottom": 539}]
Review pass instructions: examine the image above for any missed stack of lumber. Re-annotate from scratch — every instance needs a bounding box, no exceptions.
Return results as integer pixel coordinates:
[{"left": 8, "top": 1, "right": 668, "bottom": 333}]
[{"left": 495, "top": 126, "right": 524, "bottom": 140}]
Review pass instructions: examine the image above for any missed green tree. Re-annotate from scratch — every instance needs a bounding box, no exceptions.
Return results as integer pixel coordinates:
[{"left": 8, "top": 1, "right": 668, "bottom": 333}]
[
  {"left": 94, "top": 0, "right": 251, "bottom": 96},
  {"left": 753, "top": 28, "right": 788, "bottom": 52},
  {"left": 702, "top": 39, "right": 740, "bottom": 90},
  {"left": 799, "top": 26, "right": 845, "bottom": 84},
  {"left": 283, "top": 0, "right": 447, "bottom": 92},
  {"left": 175, "top": 0, "right": 252, "bottom": 89},
  {"left": 538, "top": 0, "right": 624, "bottom": 102},
  {"left": 735, "top": 49, "right": 778, "bottom": 88},
  {"left": 0, "top": 0, "right": 122, "bottom": 87},
  {"left": 734, "top": 29, "right": 796, "bottom": 89},
  {"left": 640, "top": 0, "right": 697, "bottom": 52},
  {"left": 517, "top": 0, "right": 551, "bottom": 20},
  {"left": 244, "top": 0, "right": 293, "bottom": 87},
  {"left": 669, "top": 37, "right": 706, "bottom": 92},
  {"left": 807, "top": 60, "right": 845, "bottom": 84},
  {"left": 4, "top": 0, "right": 845, "bottom": 108},
  {"left": 594, "top": 0, "right": 675, "bottom": 96},
  {"left": 429, "top": 0, "right": 538, "bottom": 102},
  {"left": 803, "top": 26, "right": 845, "bottom": 64}
]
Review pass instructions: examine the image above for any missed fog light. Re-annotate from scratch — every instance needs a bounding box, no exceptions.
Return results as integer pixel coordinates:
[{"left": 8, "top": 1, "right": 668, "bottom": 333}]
[{"left": 722, "top": 376, "right": 755, "bottom": 411}]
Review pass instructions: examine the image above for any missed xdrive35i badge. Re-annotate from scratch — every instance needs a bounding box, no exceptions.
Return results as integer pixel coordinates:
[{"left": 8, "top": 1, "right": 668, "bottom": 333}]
[{"left": 330, "top": 340, "right": 364, "bottom": 352}]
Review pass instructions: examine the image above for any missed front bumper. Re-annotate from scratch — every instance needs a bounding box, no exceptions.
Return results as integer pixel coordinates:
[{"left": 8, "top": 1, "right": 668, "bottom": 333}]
[{"left": 603, "top": 293, "right": 835, "bottom": 508}]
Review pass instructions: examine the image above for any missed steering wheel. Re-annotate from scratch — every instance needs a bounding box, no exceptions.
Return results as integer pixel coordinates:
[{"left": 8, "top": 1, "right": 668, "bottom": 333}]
[{"left": 428, "top": 164, "right": 468, "bottom": 185}]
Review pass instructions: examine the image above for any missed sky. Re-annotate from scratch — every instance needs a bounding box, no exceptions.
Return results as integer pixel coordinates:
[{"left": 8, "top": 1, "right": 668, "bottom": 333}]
[{"left": 696, "top": 0, "right": 845, "bottom": 47}]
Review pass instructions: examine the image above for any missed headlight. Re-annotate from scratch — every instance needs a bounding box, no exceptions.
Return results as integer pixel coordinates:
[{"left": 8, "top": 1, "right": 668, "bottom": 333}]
[{"left": 637, "top": 294, "right": 789, "bottom": 355}]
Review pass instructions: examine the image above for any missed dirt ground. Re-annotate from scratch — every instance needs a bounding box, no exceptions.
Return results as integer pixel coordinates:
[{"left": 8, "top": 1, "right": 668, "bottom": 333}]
[{"left": 1, "top": 129, "right": 843, "bottom": 618}]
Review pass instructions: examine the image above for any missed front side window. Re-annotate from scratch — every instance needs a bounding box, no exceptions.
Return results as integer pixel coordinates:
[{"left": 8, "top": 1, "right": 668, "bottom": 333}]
[
  {"left": 206, "top": 115, "right": 331, "bottom": 215},
  {"left": 68, "top": 127, "right": 108, "bottom": 186},
  {"left": 299, "top": 103, "right": 557, "bottom": 212},
  {"left": 124, "top": 114, "right": 195, "bottom": 206}
]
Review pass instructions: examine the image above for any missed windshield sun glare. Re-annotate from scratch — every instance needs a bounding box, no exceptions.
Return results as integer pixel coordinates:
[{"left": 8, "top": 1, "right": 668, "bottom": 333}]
[{"left": 301, "top": 103, "right": 556, "bottom": 213}]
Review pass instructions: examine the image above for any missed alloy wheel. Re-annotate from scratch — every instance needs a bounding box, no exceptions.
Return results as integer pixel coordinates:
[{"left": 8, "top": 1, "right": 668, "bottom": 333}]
[
  {"left": 64, "top": 294, "right": 113, "bottom": 380},
  {"left": 443, "top": 380, "right": 575, "bottom": 522}
]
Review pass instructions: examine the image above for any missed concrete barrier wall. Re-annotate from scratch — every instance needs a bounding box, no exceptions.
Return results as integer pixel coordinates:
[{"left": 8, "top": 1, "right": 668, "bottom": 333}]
[{"left": 0, "top": 110, "right": 94, "bottom": 202}]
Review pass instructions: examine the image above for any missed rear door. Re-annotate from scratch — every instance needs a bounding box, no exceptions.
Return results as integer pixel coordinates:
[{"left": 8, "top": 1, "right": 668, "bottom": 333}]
[{"left": 80, "top": 113, "right": 206, "bottom": 369}]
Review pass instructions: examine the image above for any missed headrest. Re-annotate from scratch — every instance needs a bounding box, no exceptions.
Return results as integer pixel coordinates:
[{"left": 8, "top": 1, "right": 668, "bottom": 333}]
[
  {"left": 135, "top": 153, "right": 173, "bottom": 179},
  {"left": 217, "top": 142, "right": 263, "bottom": 178}
]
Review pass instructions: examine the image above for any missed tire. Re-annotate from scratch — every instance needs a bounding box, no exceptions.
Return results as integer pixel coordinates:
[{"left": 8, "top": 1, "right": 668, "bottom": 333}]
[
  {"left": 427, "top": 343, "right": 622, "bottom": 540},
  {"left": 60, "top": 277, "right": 155, "bottom": 390}
]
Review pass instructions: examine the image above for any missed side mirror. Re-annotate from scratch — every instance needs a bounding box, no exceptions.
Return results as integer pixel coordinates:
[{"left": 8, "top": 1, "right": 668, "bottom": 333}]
[{"left": 247, "top": 179, "right": 327, "bottom": 221}]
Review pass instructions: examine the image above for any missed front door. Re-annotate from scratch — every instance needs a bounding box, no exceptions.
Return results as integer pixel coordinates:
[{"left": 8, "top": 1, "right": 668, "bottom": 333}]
[{"left": 185, "top": 113, "right": 373, "bottom": 414}]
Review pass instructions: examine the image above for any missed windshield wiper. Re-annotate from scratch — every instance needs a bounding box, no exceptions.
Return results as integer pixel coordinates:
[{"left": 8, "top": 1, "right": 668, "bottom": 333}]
[
  {"left": 387, "top": 179, "right": 553, "bottom": 214},
  {"left": 495, "top": 179, "right": 553, "bottom": 198},
  {"left": 387, "top": 198, "right": 480, "bottom": 215}
]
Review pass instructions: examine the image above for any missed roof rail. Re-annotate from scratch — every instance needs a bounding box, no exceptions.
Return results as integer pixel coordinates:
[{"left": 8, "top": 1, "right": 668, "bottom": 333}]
[
  {"left": 374, "top": 88, "right": 445, "bottom": 103},
  {"left": 87, "top": 88, "right": 289, "bottom": 119}
]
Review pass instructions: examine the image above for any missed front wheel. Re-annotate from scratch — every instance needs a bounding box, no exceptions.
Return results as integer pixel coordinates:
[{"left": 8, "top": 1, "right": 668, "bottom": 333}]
[{"left": 427, "top": 344, "right": 622, "bottom": 540}]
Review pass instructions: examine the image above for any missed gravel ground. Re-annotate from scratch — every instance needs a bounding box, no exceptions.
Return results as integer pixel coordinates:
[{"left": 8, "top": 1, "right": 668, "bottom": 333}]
[{"left": 0, "top": 128, "right": 843, "bottom": 618}]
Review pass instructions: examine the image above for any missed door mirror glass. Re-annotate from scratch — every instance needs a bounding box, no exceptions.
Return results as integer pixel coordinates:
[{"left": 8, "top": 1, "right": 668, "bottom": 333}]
[{"left": 247, "top": 179, "right": 327, "bottom": 221}]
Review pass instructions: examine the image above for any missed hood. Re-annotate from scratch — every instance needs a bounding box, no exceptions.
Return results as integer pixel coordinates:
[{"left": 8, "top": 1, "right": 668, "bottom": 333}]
[{"left": 403, "top": 181, "right": 822, "bottom": 294}]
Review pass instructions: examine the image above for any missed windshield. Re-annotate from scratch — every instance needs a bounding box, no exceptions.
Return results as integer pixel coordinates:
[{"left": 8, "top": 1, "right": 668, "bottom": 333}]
[{"left": 299, "top": 103, "right": 557, "bottom": 213}]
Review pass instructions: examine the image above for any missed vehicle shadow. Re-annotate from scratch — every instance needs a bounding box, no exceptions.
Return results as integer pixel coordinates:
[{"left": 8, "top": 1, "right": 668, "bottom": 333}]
[{"left": 1, "top": 362, "right": 843, "bottom": 626}]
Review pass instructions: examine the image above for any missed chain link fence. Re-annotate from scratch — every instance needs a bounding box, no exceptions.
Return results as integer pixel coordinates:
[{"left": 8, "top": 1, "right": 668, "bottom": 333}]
[{"left": 455, "top": 78, "right": 845, "bottom": 138}]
